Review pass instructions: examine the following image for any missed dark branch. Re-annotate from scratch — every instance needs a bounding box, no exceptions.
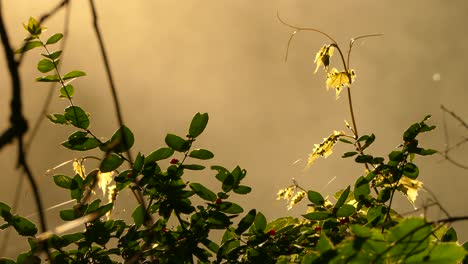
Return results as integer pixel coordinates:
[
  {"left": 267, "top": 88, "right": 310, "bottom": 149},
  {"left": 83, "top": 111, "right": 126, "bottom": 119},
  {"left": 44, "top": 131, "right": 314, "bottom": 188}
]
[{"left": 0, "top": 1, "right": 52, "bottom": 260}]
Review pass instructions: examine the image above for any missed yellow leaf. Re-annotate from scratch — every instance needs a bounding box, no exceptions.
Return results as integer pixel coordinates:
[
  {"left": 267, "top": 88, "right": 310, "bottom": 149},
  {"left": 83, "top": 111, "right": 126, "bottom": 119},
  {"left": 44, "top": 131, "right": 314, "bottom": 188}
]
[
  {"left": 326, "top": 69, "right": 356, "bottom": 99},
  {"left": 314, "top": 45, "right": 334, "bottom": 73},
  {"left": 98, "top": 171, "right": 114, "bottom": 195},
  {"left": 72, "top": 159, "right": 86, "bottom": 178},
  {"left": 305, "top": 130, "right": 345, "bottom": 169},
  {"left": 399, "top": 176, "right": 423, "bottom": 205}
]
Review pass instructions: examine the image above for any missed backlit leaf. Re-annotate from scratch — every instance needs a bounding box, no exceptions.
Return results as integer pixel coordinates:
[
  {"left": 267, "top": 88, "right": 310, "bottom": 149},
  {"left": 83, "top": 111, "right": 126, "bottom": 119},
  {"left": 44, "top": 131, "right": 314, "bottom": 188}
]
[
  {"left": 326, "top": 68, "right": 355, "bottom": 99},
  {"left": 14, "top": 41, "right": 42, "bottom": 54},
  {"left": 46, "top": 33, "right": 63, "bottom": 45},
  {"left": 36, "top": 74, "right": 60, "bottom": 82},
  {"left": 306, "top": 130, "right": 344, "bottom": 169},
  {"left": 59, "top": 85, "right": 74, "bottom": 99},
  {"left": 63, "top": 70, "right": 86, "bottom": 80},
  {"left": 46, "top": 113, "right": 68, "bottom": 125},
  {"left": 37, "top": 59, "right": 56, "bottom": 73},
  {"left": 314, "top": 45, "right": 334, "bottom": 73}
]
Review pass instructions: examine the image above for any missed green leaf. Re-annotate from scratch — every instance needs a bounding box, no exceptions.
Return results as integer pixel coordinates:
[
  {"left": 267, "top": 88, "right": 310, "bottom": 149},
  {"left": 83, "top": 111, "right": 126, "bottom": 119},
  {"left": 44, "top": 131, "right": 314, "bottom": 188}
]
[
  {"left": 132, "top": 205, "right": 145, "bottom": 228},
  {"left": 96, "top": 203, "right": 113, "bottom": 218},
  {"left": 37, "top": 59, "right": 56, "bottom": 73},
  {"left": 36, "top": 74, "right": 60, "bottom": 82},
  {"left": 101, "top": 125, "right": 135, "bottom": 153},
  {"left": 46, "top": 33, "right": 63, "bottom": 45},
  {"left": 53, "top": 175, "right": 73, "bottom": 189},
  {"left": 207, "top": 211, "right": 231, "bottom": 229},
  {"left": 59, "top": 209, "right": 77, "bottom": 221},
  {"left": 0, "top": 202, "right": 12, "bottom": 219},
  {"left": 64, "top": 106, "right": 89, "bottom": 129},
  {"left": 189, "top": 112, "right": 209, "bottom": 138},
  {"left": 62, "top": 131, "right": 100, "bottom": 151},
  {"left": 201, "top": 238, "right": 219, "bottom": 254},
  {"left": 361, "top": 134, "right": 375, "bottom": 150},
  {"left": 367, "top": 206, "right": 386, "bottom": 225},
  {"left": 46, "top": 113, "right": 68, "bottom": 125},
  {"left": 62, "top": 232, "right": 84, "bottom": 244},
  {"left": 59, "top": 85, "right": 74, "bottom": 99},
  {"left": 371, "top": 157, "right": 385, "bottom": 164},
  {"left": 23, "top": 17, "right": 44, "bottom": 35},
  {"left": 342, "top": 151, "right": 358, "bottom": 158},
  {"left": 236, "top": 209, "right": 256, "bottom": 235},
  {"left": 355, "top": 155, "right": 373, "bottom": 163},
  {"left": 14, "top": 41, "right": 42, "bottom": 54},
  {"left": 339, "top": 138, "right": 353, "bottom": 144},
  {"left": 133, "top": 152, "right": 144, "bottom": 173},
  {"left": 42, "top": 50, "right": 62, "bottom": 60},
  {"left": 336, "top": 204, "right": 356, "bottom": 217},
  {"left": 189, "top": 149, "right": 214, "bottom": 160},
  {"left": 252, "top": 212, "right": 267, "bottom": 233},
  {"left": 100, "top": 153, "right": 124, "bottom": 173},
  {"left": 17, "top": 252, "right": 40, "bottom": 264},
  {"left": 233, "top": 185, "right": 251, "bottom": 194},
  {"left": 218, "top": 202, "right": 244, "bottom": 214},
  {"left": 416, "top": 148, "right": 438, "bottom": 156},
  {"left": 354, "top": 176, "right": 371, "bottom": 202},
  {"left": 189, "top": 183, "right": 217, "bottom": 202},
  {"left": 403, "top": 163, "right": 419, "bottom": 179},
  {"left": 0, "top": 258, "right": 16, "bottom": 264},
  {"left": 182, "top": 164, "right": 205, "bottom": 170},
  {"left": 334, "top": 186, "right": 350, "bottom": 210},
  {"left": 165, "top": 134, "right": 190, "bottom": 152},
  {"left": 145, "top": 147, "right": 174, "bottom": 163},
  {"left": 408, "top": 243, "right": 466, "bottom": 264},
  {"left": 63, "top": 70, "right": 86, "bottom": 80},
  {"left": 442, "top": 227, "right": 458, "bottom": 242},
  {"left": 308, "top": 190, "right": 325, "bottom": 206},
  {"left": 317, "top": 233, "right": 333, "bottom": 253},
  {"left": 10, "top": 216, "right": 37, "bottom": 236},
  {"left": 303, "top": 211, "right": 331, "bottom": 221},
  {"left": 389, "top": 151, "right": 404, "bottom": 161}
]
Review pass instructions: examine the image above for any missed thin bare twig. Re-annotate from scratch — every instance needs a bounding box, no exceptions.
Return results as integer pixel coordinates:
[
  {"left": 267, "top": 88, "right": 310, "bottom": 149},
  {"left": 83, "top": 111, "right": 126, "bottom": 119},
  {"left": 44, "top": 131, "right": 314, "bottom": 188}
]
[
  {"left": 88, "top": 0, "right": 149, "bottom": 221},
  {"left": 0, "top": 1, "right": 52, "bottom": 260},
  {"left": 439, "top": 105, "right": 468, "bottom": 169}
]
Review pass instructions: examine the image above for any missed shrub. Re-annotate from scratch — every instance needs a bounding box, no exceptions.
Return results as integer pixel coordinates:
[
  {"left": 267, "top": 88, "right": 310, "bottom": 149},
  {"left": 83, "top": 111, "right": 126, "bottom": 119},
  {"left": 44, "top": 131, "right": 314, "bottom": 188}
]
[{"left": 0, "top": 16, "right": 467, "bottom": 264}]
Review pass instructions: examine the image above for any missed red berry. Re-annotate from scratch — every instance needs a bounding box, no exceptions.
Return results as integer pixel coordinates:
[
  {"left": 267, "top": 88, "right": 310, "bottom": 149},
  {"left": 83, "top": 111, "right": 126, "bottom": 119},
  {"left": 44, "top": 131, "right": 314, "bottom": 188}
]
[
  {"left": 161, "top": 227, "right": 167, "bottom": 233},
  {"left": 127, "top": 172, "right": 133, "bottom": 178},
  {"left": 268, "top": 229, "right": 276, "bottom": 236},
  {"left": 170, "top": 158, "right": 179, "bottom": 164},
  {"left": 314, "top": 226, "right": 322, "bottom": 232},
  {"left": 215, "top": 198, "right": 222, "bottom": 204}
]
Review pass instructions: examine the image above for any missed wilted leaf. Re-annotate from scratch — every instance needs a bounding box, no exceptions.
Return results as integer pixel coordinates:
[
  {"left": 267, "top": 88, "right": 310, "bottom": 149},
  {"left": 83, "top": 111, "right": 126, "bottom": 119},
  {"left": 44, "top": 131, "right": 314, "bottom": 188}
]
[
  {"left": 326, "top": 68, "right": 356, "bottom": 99},
  {"left": 305, "top": 130, "right": 345, "bottom": 169},
  {"left": 314, "top": 45, "right": 334, "bottom": 73}
]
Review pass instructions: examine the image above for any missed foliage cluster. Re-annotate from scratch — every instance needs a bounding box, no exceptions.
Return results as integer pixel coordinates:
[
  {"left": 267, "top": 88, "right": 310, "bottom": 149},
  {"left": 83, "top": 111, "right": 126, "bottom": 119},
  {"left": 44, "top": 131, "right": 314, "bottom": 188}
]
[{"left": 0, "top": 17, "right": 467, "bottom": 264}]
